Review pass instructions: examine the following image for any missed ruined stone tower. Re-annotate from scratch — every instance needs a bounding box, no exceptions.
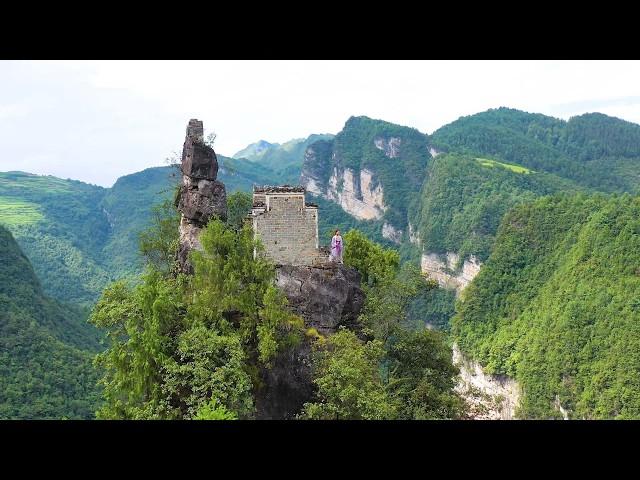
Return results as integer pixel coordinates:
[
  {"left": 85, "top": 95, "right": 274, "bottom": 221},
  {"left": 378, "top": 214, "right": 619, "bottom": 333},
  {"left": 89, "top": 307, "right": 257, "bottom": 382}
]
[
  {"left": 175, "top": 119, "right": 227, "bottom": 273},
  {"left": 250, "top": 186, "right": 329, "bottom": 266}
]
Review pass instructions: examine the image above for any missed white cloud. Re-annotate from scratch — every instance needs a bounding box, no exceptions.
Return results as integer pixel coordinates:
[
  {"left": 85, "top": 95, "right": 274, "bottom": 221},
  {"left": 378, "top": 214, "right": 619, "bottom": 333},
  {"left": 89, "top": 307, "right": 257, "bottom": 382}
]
[{"left": 1, "top": 60, "right": 640, "bottom": 186}]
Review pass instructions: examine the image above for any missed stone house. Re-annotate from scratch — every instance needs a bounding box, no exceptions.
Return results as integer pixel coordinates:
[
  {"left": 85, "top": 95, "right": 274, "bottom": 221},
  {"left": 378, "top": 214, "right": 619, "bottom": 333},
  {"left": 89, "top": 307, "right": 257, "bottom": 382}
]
[{"left": 250, "top": 186, "right": 329, "bottom": 266}]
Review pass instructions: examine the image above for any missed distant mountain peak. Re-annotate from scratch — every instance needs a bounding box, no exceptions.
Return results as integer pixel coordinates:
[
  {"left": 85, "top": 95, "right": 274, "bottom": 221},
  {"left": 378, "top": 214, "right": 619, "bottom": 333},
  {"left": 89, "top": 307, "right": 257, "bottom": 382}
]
[{"left": 232, "top": 140, "right": 278, "bottom": 160}]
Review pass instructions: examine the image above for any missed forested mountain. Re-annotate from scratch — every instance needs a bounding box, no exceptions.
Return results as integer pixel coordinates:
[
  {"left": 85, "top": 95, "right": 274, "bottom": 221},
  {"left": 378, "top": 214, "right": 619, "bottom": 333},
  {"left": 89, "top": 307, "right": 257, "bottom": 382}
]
[
  {"left": 0, "top": 226, "right": 101, "bottom": 419},
  {"left": 408, "top": 153, "right": 583, "bottom": 263},
  {"left": 452, "top": 194, "right": 640, "bottom": 418},
  {"left": 430, "top": 107, "right": 640, "bottom": 193},
  {"left": 234, "top": 134, "right": 334, "bottom": 184},
  {"left": 301, "top": 116, "right": 431, "bottom": 247},
  {"left": 4, "top": 107, "right": 640, "bottom": 420}
]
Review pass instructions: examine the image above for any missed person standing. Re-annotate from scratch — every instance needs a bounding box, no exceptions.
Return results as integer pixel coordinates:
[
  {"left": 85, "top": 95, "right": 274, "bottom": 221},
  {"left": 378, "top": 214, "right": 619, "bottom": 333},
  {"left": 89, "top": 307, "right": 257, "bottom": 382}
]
[{"left": 330, "top": 229, "right": 343, "bottom": 264}]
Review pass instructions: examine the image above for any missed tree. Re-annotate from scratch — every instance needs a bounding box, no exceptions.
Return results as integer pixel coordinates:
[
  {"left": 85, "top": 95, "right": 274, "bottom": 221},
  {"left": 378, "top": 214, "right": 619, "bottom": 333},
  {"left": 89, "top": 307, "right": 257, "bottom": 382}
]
[
  {"left": 194, "top": 398, "right": 238, "bottom": 420},
  {"left": 386, "top": 329, "right": 463, "bottom": 419},
  {"left": 300, "top": 329, "right": 397, "bottom": 420},
  {"left": 90, "top": 216, "right": 304, "bottom": 419},
  {"left": 226, "top": 191, "right": 253, "bottom": 231}
]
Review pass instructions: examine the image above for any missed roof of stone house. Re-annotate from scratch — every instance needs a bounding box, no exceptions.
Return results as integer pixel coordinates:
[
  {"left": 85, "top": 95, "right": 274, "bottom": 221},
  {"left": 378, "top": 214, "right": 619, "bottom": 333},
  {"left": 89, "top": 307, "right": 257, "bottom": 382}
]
[{"left": 253, "top": 185, "right": 306, "bottom": 194}]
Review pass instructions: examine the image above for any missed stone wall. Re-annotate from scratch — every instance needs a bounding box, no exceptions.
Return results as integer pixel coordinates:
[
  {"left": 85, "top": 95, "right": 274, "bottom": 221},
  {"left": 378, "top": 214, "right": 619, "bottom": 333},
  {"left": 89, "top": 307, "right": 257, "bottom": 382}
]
[{"left": 252, "top": 191, "right": 325, "bottom": 266}]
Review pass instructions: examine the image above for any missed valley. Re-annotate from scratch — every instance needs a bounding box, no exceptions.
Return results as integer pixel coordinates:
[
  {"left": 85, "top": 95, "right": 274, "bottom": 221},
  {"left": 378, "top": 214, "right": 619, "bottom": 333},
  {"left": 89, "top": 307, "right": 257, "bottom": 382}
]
[{"left": 3, "top": 106, "right": 640, "bottom": 418}]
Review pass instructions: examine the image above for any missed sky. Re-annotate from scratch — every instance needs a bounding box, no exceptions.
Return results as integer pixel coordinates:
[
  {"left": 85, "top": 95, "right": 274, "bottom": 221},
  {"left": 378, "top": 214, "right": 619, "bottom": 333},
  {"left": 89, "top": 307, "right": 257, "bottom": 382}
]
[{"left": 2, "top": 60, "right": 640, "bottom": 187}]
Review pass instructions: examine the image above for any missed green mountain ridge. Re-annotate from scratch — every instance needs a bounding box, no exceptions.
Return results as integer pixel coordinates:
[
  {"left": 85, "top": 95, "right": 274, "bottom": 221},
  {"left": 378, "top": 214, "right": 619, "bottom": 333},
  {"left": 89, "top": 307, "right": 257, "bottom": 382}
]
[
  {"left": 452, "top": 193, "right": 640, "bottom": 418},
  {"left": 0, "top": 225, "right": 101, "bottom": 419}
]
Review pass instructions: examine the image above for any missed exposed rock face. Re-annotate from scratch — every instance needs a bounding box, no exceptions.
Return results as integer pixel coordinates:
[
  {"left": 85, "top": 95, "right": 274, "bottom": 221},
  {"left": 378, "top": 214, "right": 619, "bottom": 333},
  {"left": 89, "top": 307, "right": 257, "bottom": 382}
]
[
  {"left": 374, "top": 136, "right": 402, "bottom": 158},
  {"left": 300, "top": 140, "right": 386, "bottom": 221},
  {"left": 275, "top": 263, "right": 365, "bottom": 336},
  {"left": 382, "top": 222, "right": 403, "bottom": 244},
  {"left": 175, "top": 119, "right": 227, "bottom": 273},
  {"left": 453, "top": 343, "right": 520, "bottom": 420},
  {"left": 255, "top": 339, "right": 314, "bottom": 419},
  {"left": 429, "top": 147, "right": 441, "bottom": 157},
  {"left": 408, "top": 223, "right": 421, "bottom": 245},
  {"left": 324, "top": 167, "right": 386, "bottom": 220},
  {"left": 420, "top": 252, "right": 482, "bottom": 294},
  {"left": 256, "top": 262, "right": 365, "bottom": 419}
]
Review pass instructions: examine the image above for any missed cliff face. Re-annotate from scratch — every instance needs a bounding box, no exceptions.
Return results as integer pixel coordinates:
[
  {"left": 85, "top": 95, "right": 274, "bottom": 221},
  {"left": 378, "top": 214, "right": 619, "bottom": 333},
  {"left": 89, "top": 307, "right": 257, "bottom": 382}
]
[
  {"left": 453, "top": 344, "right": 520, "bottom": 420},
  {"left": 300, "top": 116, "right": 430, "bottom": 238},
  {"left": 256, "top": 262, "right": 365, "bottom": 419},
  {"left": 275, "top": 263, "right": 365, "bottom": 336},
  {"left": 420, "top": 252, "right": 482, "bottom": 294},
  {"left": 175, "top": 119, "right": 227, "bottom": 273}
]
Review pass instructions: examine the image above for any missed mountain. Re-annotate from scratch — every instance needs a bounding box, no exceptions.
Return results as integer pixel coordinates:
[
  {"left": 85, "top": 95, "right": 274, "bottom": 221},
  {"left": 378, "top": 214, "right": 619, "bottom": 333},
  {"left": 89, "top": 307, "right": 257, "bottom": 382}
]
[
  {"left": 0, "top": 225, "right": 101, "bottom": 419},
  {"left": 301, "top": 116, "right": 430, "bottom": 247},
  {"left": 0, "top": 155, "right": 282, "bottom": 305},
  {"left": 232, "top": 140, "right": 277, "bottom": 161},
  {"left": 234, "top": 134, "right": 334, "bottom": 184},
  {"left": 452, "top": 193, "right": 640, "bottom": 419},
  {"left": 430, "top": 107, "right": 640, "bottom": 193}
]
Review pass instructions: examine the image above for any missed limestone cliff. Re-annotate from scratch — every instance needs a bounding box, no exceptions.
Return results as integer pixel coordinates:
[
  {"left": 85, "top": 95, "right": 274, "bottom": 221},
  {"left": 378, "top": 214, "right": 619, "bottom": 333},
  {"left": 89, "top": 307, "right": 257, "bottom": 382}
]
[
  {"left": 453, "top": 344, "right": 521, "bottom": 420},
  {"left": 275, "top": 263, "right": 365, "bottom": 336},
  {"left": 256, "top": 263, "right": 365, "bottom": 419},
  {"left": 175, "top": 119, "right": 227, "bottom": 273},
  {"left": 420, "top": 252, "right": 481, "bottom": 294},
  {"left": 300, "top": 116, "right": 430, "bottom": 240}
]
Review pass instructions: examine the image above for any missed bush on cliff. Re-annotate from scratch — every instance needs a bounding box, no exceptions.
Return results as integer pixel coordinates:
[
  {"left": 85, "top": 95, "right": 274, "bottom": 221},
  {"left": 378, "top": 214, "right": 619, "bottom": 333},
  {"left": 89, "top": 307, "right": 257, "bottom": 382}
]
[{"left": 90, "top": 218, "right": 303, "bottom": 419}]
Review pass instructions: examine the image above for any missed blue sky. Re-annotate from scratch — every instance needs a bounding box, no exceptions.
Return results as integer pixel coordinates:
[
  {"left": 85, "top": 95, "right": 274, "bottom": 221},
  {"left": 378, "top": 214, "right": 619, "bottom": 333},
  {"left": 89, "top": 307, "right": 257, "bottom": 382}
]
[{"left": 2, "top": 60, "right": 640, "bottom": 187}]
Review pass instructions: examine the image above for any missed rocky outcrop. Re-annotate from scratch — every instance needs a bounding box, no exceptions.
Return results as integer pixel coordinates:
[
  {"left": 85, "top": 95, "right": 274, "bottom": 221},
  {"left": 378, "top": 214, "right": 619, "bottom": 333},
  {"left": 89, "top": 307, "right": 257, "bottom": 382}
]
[
  {"left": 175, "top": 119, "right": 227, "bottom": 273},
  {"left": 325, "top": 168, "right": 386, "bottom": 220},
  {"left": 420, "top": 252, "right": 481, "bottom": 294},
  {"left": 453, "top": 344, "right": 520, "bottom": 420},
  {"left": 374, "top": 136, "right": 401, "bottom": 158},
  {"left": 382, "top": 222, "right": 403, "bottom": 244},
  {"left": 257, "top": 262, "right": 365, "bottom": 419},
  {"left": 408, "top": 223, "right": 421, "bottom": 245},
  {"left": 255, "top": 338, "right": 314, "bottom": 419},
  {"left": 429, "top": 147, "right": 441, "bottom": 157},
  {"left": 275, "top": 263, "right": 365, "bottom": 336}
]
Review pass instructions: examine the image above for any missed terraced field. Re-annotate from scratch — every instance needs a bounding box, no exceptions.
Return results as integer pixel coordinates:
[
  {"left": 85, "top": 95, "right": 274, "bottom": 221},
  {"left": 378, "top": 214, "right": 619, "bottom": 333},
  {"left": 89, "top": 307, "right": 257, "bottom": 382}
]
[{"left": 0, "top": 197, "right": 43, "bottom": 226}]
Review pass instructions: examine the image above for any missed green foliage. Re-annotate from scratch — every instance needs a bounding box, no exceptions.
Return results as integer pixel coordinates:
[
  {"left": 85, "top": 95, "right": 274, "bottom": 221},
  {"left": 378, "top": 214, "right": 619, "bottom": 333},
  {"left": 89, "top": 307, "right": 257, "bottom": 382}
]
[
  {"left": 226, "top": 191, "right": 253, "bottom": 231},
  {"left": 0, "top": 226, "right": 101, "bottom": 419},
  {"left": 301, "top": 328, "right": 396, "bottom": 420},
  {"left": 431, "top": 107, "right": 640, "bottom": 193},
  {"left": 358, "top": 263, "right": 428, "bottom": 341},
  {"left": 139, "top": 199, "right": 181, "bottom": 275},
  {"left": 406, "top": 286, "right": 456, "bottom": 331},
  {"left": 386, "top": 329, "right": 463, "bottom": 419},
  {"left": 453, "top": 193, "right": 640, "bottom": 418},
  {"left": 302, "top": 229, "right": 461, "bottom": 420},
  {"left": 194, "top": 397, "right": 238, "bottom": 420},
  {"left": 343, "top": 229, "right": 399, "bottom": 285},
  {"left": 411, "top": 153, "right": 582, "bottom": 263},
  {"left": 90, "top": 217, "right": 304, "bottom": 419}
]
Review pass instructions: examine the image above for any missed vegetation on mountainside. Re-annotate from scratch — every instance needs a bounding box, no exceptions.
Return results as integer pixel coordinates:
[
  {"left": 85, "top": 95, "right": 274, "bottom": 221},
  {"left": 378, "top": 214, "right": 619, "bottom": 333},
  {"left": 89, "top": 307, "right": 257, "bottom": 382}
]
[
  {"left": 234, "top": 134, "right": 335, "bottom": 185},
  {"left": 453, "top": 193, "right": 640, "bottom": 419},
  {"left": 90, "top": 210, "right": 305, "bottom": 419},
  {"left": 308, "top": 116, "right": 430, "bottom": 231},
  {"left": 0, "top": 225, "right": 101, "bottom": 419},
  {"left": 409, "top": 153, "right": 582, "bottom": 264},
  {"left": 431, "top": 107, "right": 640, "bottom": 193},
  {"left": 301, "top": 230, "right": 463, "bottom": 419}
]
